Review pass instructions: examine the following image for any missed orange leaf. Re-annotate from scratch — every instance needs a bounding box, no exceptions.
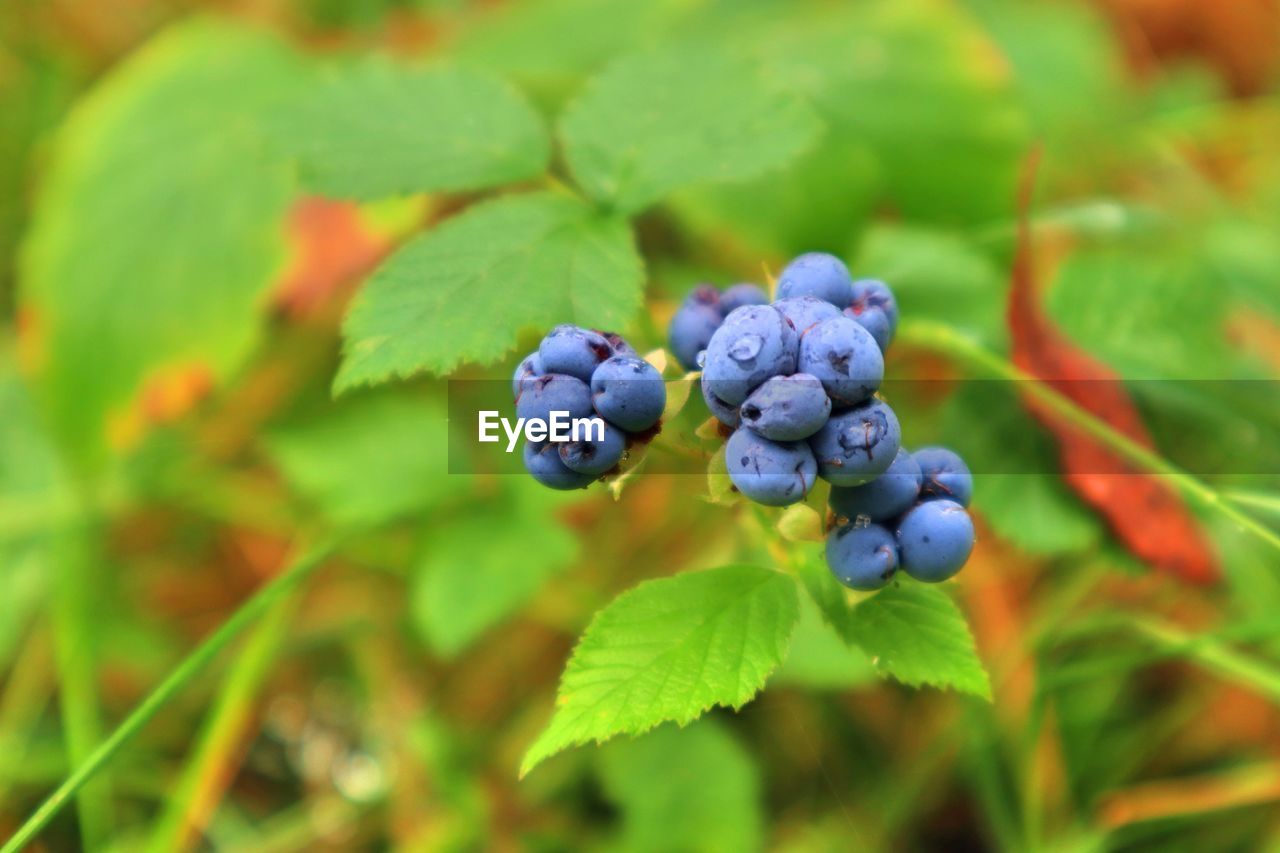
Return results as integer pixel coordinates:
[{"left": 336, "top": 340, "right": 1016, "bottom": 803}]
[{"left": 1008, "top": 152, "right": 1219, "bottom": 584}]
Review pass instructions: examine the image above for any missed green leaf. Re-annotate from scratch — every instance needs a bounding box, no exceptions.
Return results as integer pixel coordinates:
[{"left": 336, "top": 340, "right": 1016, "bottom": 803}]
[
  {"left": 521, "top": 565, "right": 799, "bottom": 775},
  {"left": 558, "top": 45, "right": 821, "bottom": 214},
  {"left": 792, "top": 542, "right": 857, "bottom": 646},
  {"left": 18, "top": 21, "right": 306, "bottom": 470},
  {"left": 774, "top": 589, "right": 876, "bottom": 690},
  {"left": 850, "top": 580, "right": 991, "bottom": 699},
  {"left": 412, "top": 482, "right": 578, "bottom": 657},
  {"left": 274, "top": 58, "right": 549, "bottom": 200},
  {"left": 266, "top": 392, "right": 465, "bottom": 528},
  {"left": 337, "top": 191, "right": 642, "bottom": 390},
  {"left": 597, "top": 720, "right": 763, "bottom": 853}
]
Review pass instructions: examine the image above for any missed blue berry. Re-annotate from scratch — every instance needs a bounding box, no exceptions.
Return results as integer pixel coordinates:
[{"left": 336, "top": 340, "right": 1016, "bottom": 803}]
[
  {"left": 896, "top": 499, "right": 975, "bottom": 582},
  {"left": 701, "top": 305, "right": 798, "bottom": 405},
  {"left": 669, "top": 288, "right": 724, "bottom": 371},
  {"left": 809, "top": 398, "right": 901, "bottom": 486},
  {"left": 512, "top": 351, "right": 544, "bottom": 400},
  {"left": 602, "top": 331, "right": 638, "bottom": 359},
  {"left": 558, "top": 422, "right": 627, "bottom": 476},
  {"left": 773, "top": 295, "right": 841, "bottom": 338},
  {"left": 844, "top": 304, "right": 892, "bottom": 353},
  {"left": 591, "top": 356, "right": 666, "bottom": 432},
  {"left": 848, "top": 278, "right": 899, "bottom": 336},
  {"left": 523, "top": 441, "right": 594, "bottom": 490},
  {"left": 725, "top": 427, "right": 816, "bottom": 506},
  {"left": 701, "top": 374, "right": 740, "bottom": 428},
  {"left": 539, "top": 324, "right": 613, "bottom": 382},
  {"left": 739, "top": 373, "right": 830, "bottom": 441},
  {"left": 515, "top": 374, "right": 594, "bottom": 425},
  {"left": 718, "top": 283, "right": 769, "bottom": 315},
  {"left": 797, "top": 316, "right": 884, "bottom": 407},
  {"left": 826, "top": 523, "right": 898, "bottom": 590},
  {"left": 776, "top": 252, "right": 854, "bottom": 306},
  {"left": 829, "top": 447, "right": 922, "bottom": 522},
  {"left": 913, "top": 446, "right": 974, "bottom": 507}
]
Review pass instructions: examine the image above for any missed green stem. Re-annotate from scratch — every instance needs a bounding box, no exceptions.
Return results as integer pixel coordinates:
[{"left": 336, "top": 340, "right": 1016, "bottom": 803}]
[
  {"left": 52, "top": 524, "right": 111, "bottom": 850},
  {"left": 0, "top": 538, "right": 336, "bottom": 853},
  {"left": 1223, "top": 490, "right": 1280, "bottom": 519},
  {"left": 145, "top": 592, "right": 298, "bottom": 853},
  {"left": 896, "top": 319, "right": 1280, "bottom": 556}
]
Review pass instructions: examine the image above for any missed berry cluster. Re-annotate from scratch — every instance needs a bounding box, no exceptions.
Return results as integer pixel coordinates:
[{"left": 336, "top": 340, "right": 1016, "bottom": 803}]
[
  {"left": 513, "top": 325, "right": 666, "bottom": 490},
  {"left": 669, "top": 252, "right": 976, "bottom": 590}
]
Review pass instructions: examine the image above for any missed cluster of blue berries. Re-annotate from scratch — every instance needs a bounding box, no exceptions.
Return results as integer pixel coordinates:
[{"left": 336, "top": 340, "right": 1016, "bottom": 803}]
[
  {"left": 668, "top": 252, "right": 976, "bottom": 590},
  {"left": 513, "top": 325, "right": 666, "bottom": 490}
]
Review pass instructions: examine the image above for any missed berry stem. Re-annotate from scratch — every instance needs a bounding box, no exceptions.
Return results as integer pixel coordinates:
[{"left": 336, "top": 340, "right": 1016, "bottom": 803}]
[
  {"left": 896, "top": 319, "right": 1280, "bottom": 557},
  {"left": 0, "top": 537, "right": 338, "bottom": 853}
]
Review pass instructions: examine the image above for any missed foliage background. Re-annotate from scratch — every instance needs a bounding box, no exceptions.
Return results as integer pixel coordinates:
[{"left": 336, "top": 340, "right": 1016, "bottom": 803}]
[{"left": 2, "top": 0, "right": 1280, "bottom": 850}]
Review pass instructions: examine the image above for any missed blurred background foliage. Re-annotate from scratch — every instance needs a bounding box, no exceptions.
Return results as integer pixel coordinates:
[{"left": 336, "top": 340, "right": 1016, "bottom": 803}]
[{"left": 2, "top": 0, "right": 1280, "bottom": 850}]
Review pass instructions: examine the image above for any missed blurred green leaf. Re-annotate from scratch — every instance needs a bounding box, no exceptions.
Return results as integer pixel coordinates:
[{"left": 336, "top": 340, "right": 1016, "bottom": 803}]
[
  {"left": 267, "top": 392, "right": 463, "bottom": 528},
  {"left": 854, "top": 224, "right": 1008, "bottom": 347},
  {"left": 761, "top": 0, "right": 1028, "bottom": 223},
  {"left": 274, "top": 58, "right": 549, "bottom": 200},
  {"left": 412, "top": 482, "right": 578, "bottom": 657},
  {"left": 522, "top": 565, "right": 799, "bottom": 774},
  {"left": 559, "top": 45, "right": 821, "bottom": 214},
  {"left": 597, "top": 720, "right": 763, "bottom": 852},
  {"left": 336, "top": 191, "right": 641, "bottom": 389},
  {"left": 850, "top": 580, "right": 991, "bottom": 698},
  {"left": 19, "top": 20, "right": 306, "bottom": 471}
]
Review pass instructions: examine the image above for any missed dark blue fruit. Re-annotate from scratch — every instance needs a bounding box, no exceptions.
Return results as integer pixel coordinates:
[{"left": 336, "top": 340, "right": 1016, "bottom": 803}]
[
  {"left": 825, "top": 523, "right": 899, "bottom": 590},
  {"left": 591, "top": 356, "right": 666, "bottom": 432},
  {"left": 725, "top": 427, "right": 817, "bottom": 506},
  {"left": 515, "top": 374, "right": 594, "bottom": 425},
  {"left": 913, "top": 446, "right": 974, "bottom": 507},
  {"left": 844, "top": 304, "right": 891, "bottom": 353},
  {"left": 701, "top": 373, "right": 740, "bottom": 428},
  {"left": 776, "top": 252, "right": 854, "bottom": 307},
  {"left": 512, "top": 351, "right": 544, "bottom": 400},
  {"left": 558, "top": 422, "right": 627, "bottom": 476},
  {"left": 701, "top": 305, "right": 799, "bottom": 405},
  {"left": 896, "top": 499, "right": 975, "bottom": 582},
  {"left": 523, "top": 441, "right": 594, "bottom": 490},
  {"left": 773, "top": 295, "right": 841, "bottom": 338},
  {"left": 539, "top": 324, "right": 614, "bottom": 382},
  {"left": 797, "top": 315, "right": 883, "bottom": 407},
  {"left": 718, "top": 283, "right": 769, "bottom": 315},
  {"left": 668, "top": 285, "right": 724, "bottom": 371},
  {"left": 829, "top": 447, "right": 922, "bottom": 522},
  {"left": 848, "top": 278, "right": 899, "bottom": 336},
  {"left": 739, "top": 373, "right": 830, "bottom": 441},
  {"left": 809, "top": 398, "right": 901, "bottom": 486}
]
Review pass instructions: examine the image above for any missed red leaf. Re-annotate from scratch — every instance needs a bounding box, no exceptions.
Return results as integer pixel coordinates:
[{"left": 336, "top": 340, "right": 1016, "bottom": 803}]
[{"left": 1007, "top": 152, "right": 1219, "bottom": 584}]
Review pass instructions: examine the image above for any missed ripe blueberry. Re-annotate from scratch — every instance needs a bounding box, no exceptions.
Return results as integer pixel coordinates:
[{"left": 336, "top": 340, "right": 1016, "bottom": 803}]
[
  {"left": 591, "top": 356, "right": 666, "bottom": 432},
  {"left": 558, "top": 422, "right": 627, "bottom": 476},
  {"left": 701, "top": 305, "right": 799, "bottom": 405},
  {"left": 826, "top": 523, "right": 899, "bottom": 590},
  {"left": 739, "top": 373, "right": 830, "bottom": 441},
  {"left": 896, "top": 499, "right": 975, "bottom": 582},
  {"left": 809, "top": 398, "right": 901, "bottom": 486},
  {"left": 773, "top": 295, "right": 841, "bottom": 338},
  {"left": 718, "top": 283, "right": 769, "bottom": 315},
  {"left": 848, "top": 278, "right": 899, "bottom": 336},
  {"left": 539, "top": 324, "right": 614, "bottom": 382},
  {"left": 701, "top": 373, "right": 741, "bottom": 428},
  {"left": 776, "top": 252, "right": 854, "bottom": 306},
  {"left": 523, "top": 441, "right": 594, "bottom": 490},
  {"left": 725, "top": 427, "right": 817, "bottom": 506},
  {"left": 797, "top": 315, "right": 884, "bottom": 407},
  {"left": 512, "top": 351, "right": 544, "bottom": 400},
  {"left": 913, "top": 446, "right": 973, "bottom": 507},
  {"left": 829, "top": 447, "right": 922, "bottom": 523},
  {"left": 515, "top": 374, "right": 594, "bottom": 425}
]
